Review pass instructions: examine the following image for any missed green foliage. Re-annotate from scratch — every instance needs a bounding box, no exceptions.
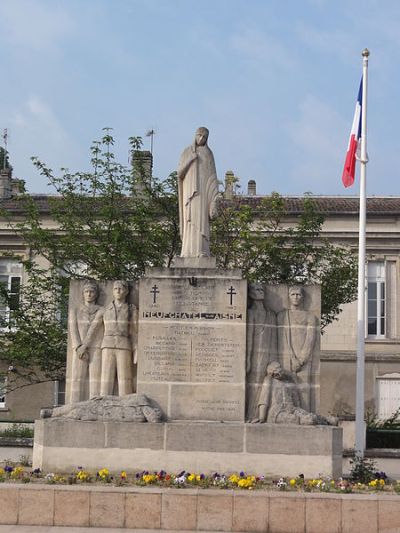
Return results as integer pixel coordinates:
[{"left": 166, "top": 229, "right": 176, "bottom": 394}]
[
  {"left": 211, "top": 193, "right": 357, "bottom": 330},
  {"left": 0, "top": 423, "right": 34, "bottom": 438},
  {"left": 349, "top": 455, "right": 378, "bottom": 484},
  {"left": 16, "top": 133, "right": 179, "bottom": 280},
  {"left": 0, "top": 132, "right": 179, "bottom": 387},
  {"left": 0, "top": 132, "right": 357, "bottom": 387},
  {"left": 367, "top": 407, "right": 400, "bottom": 429}
]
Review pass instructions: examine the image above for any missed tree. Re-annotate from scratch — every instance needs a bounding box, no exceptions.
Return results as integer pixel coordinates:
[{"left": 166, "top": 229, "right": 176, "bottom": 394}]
[
  {"left": 0, "top": 133, "right": 357, "bottom": 389},
  {"left": 211, "top": 193, "right": 357, "bottom": 329}
]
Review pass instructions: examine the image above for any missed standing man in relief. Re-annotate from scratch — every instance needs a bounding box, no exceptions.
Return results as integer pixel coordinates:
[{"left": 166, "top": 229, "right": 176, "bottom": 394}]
[
  {"left": 177, "top": 127, "right": 219, "bottom": 257},
  {"left": 100, "top": 280, "right": 138, "bottom": 396},
  {"left": 277, "top": 286, "right": 318, "bottom": 411}
]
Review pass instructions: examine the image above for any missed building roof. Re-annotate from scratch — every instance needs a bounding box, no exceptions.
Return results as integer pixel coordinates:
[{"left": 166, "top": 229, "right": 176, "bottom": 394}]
[
  {"left": 2, "top": 194, "right": 400, "bottom": 216},
  {"left": 229, "top": 195, "right": 400, "bottom": 216}
]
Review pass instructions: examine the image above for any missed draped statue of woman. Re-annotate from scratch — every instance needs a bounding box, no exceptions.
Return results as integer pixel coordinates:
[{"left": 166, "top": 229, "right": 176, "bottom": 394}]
[{"left": 177, "top": 127, "right": 219, "bottom": 258}]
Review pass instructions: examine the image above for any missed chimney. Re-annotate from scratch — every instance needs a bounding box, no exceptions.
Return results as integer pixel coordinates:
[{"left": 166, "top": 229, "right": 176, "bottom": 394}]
[
  {"left": 247, "top": 179, "right": 256, "bottom": 196},
  {"left": 11, "top": 178, "right": 25, "bottom": 196},
  {"left": 132, "top": 150, "right": 153, "bottom": 197},
  {"left": 224, "top": 170, "right": 235, "bottom": 200},
  {"left": 0, "top": 168, "right": 12, "bottom": 199}
]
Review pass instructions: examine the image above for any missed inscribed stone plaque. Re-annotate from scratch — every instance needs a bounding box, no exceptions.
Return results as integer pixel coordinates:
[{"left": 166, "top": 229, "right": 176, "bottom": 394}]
[{"left": 137, "top": 268, "right": 247, "bottom": 421}]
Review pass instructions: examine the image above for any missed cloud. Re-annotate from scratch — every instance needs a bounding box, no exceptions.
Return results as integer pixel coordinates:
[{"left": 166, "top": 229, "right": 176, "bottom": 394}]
[
  {"left": 7, "top": 95, "right": 77, "bottom": 190},
  {"left": 285, "top": 95, "right": 348, "bottom": 191},
  {"left": 295, "top": 21, "right": 357, "bottom": 63},
  {"left": 0, "top": 0, "right": 73, "bottom": 51},
  {"left": 230, "top": 25, "right": 294, "bottom": 72}
]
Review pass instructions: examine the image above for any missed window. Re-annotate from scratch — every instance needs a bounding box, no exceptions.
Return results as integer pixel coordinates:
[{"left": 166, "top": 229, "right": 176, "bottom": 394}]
[
  {"left": 367, "top": 262, "right": 385, "bottom": 337},
  {"left": 377, "top": 374, "right": 400, "bottom": 420},
  {"left": 53, "top": 380, "right": 65, "bottom": 406},
  {"left": 0, "top": 259, "right": 22, "bottom": 329},
  {"left": 0, "top": 376, "right": 6, "bottom": 408}
]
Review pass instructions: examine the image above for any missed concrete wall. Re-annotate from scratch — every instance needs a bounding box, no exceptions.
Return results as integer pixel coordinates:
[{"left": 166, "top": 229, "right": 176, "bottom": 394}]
[
  {"left": 320, "top": 354, "right": 400, "bottom": 418},
  {"left": 0, "top": 375, "right": 54, "bottom": 422},
  {"left": 0, "top": 484, "right": 399, "bottom": 532}
]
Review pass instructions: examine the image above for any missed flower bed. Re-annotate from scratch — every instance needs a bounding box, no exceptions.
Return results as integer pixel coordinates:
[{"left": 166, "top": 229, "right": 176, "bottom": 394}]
[{"left": 0, "top": 464, "right": 398, "bottom": 495}]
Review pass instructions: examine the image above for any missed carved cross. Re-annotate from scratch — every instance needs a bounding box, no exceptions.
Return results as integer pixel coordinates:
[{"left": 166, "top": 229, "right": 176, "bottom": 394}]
[
  {"left": 150, "top": 284, "right": 160, "bottom": 304},
  {"left": 227, "top": 286, "right": 237, "bottom": 305}
]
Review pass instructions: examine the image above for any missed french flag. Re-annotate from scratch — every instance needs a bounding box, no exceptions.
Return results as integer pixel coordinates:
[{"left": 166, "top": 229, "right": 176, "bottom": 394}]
[{"left": 342, "top": 79, "right": 362, "bottom": 188}]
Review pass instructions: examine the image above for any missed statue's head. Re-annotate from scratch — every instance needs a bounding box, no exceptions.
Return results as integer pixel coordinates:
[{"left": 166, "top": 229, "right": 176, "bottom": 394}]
[
  {"left": 267, "top": 361, "right": 282, "bottom": 379},
  {"left": 249, "top": 283, "right": 264, "bottom": 302},
  {"left": 82, "top": 280, "right": 98, "bottom": 303},
  {"left": 113, "top": 280, "right": 129, "bottom": 301},
  {"left": 195, "top": 127, "right": 209, "bottom": 147},
  {"left": 288, "top": 285, "right": 304, "bottom": 308}
]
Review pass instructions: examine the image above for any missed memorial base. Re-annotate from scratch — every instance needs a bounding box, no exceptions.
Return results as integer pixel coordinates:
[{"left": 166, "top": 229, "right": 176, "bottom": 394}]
[{"left": 33, "top": 419, "right": 342, "bottom": 478}]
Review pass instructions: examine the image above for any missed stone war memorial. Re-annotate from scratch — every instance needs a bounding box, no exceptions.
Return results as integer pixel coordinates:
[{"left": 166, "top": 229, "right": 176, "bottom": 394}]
[{"left": 33, "top": 127, "right": 342, "bottom": 478}]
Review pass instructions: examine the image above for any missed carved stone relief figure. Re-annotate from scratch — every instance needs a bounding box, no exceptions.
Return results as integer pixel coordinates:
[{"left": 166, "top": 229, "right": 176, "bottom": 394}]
[
  {"left": 177, "top": 127, "right": 219, "bottom": 258},
  {"left": 251, "top": 362, "right": 333, "bottom": 425},
  {"left": 41, "top": 394, "right": 163, "bottom": 423},
  {"left": 277, "top": 286, "right": 318, "bottom": 411},
  {"left": 69, "top": 281, "right": 104, "bottom": 402},
  {"left": 100, "top": 280, "right": 138, "bottom": 396},
  {"left": 246, "top": 283, "right": 277, "bottom": 421}
]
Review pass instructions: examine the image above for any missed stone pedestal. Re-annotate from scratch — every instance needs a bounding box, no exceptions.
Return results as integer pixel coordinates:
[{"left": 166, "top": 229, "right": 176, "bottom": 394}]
[
  {"left": 136, "top": 267, "right": 247, "bottom": 421},
  {"left": 33, "top": 419, "right": 343, "bottom": 478}
]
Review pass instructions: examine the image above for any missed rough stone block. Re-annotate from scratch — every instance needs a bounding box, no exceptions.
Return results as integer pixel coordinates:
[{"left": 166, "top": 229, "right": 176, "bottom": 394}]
[
  {"left": 306, "top": 495, "right": 341, "bottom": 533},
  {"left": 378, "top": 498, "right": 400, "bottom": 532},
  {"left": 54, "top": 489, "right": 89, "bottom": 527},
  {"left": 125, "top": 492, "right": 161, "bottom": 529},
  {"left": 18, "top": 488, "right": 54, "bottom": 526},
  {"left": 89, "top": 491, "right": 125, "bottom": 528},
  {"left": 105, "top": 422, "right": 164, "bottom": 449},
  {"left": 166, "top": 422, "right": 243, "bottom": 452},
  {"left": 133, "top": 382, "right": 169, "bottom": 417},
  {"left": 197, "top": 493, "right": 233, "bottom": 532},
  {"left": 40, "top": 419, "right": 105, "bottom": 448},
  {"left": 0, "top": 487, "right": 18, "bottom": 525},
  {"left": 161, "top": 493, "right": 197, "bottom": 530},
  {"left": 269, "top": 494, "right": 305, "bottom": 533},
  {"left": 232, "top": 493, "right": 268, "bottom": 532},
  {"left": 342, "top": 497, "right": 378, "bottom": 533},
  {"left": 246, "top": 424, "right": 338, "bottom": 455}
]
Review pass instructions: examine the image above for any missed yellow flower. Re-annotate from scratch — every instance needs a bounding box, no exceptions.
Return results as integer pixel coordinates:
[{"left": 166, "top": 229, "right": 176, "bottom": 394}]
[
  {"left": 98, "top": 468, "right": 110, "bottom": 479},
  {"left": 0, "top": 467, "right": 5, "bottom": 476},
  {"left": 120, "top": 471, "right": 127, "bottom": 479},
  {"left": 10, "top": 466, "right": 24, "bottom": 480},
  {"left": 143, "top": 474, "right": 156, "bottom": 484},
  {"left": 196, "top": 474, "right": 201, "bottom": 481},
  {"left": 238, "top": 478, "right": 254, "bottom": 489},
  {"left": 229, "top": 474, "right": 240, "bottom": 484},
  {"left": 379, "top": 479, "right": 385, "bottom": 487},
  {"left": 368, "top": 479, "right": 377, "bottom": 487},
  {"left": 187, "top": 473, "right": 196, "bottom": 482},
  {"left": 76, "top": 470, "right": 91, "bottom": 482},
  {"left": 289, "top": 478, "right": 296, "bottom": 487}
]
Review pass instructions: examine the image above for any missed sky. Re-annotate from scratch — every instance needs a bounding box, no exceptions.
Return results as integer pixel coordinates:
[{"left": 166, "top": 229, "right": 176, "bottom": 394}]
[{"left": 0, "top": 0, "right": 399, "bottom": 196}]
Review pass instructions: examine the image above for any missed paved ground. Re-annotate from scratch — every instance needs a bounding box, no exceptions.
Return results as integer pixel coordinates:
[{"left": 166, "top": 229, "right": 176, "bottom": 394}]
[{"left": 0, "top": 526, "right": 223, "bottom": 533}]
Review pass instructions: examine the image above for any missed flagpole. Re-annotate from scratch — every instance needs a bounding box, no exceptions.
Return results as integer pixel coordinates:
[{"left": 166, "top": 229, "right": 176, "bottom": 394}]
[{"left": 355, "top": 48, "right": 369, "bottom": 457}]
